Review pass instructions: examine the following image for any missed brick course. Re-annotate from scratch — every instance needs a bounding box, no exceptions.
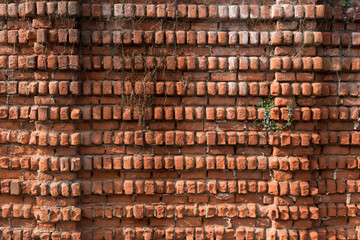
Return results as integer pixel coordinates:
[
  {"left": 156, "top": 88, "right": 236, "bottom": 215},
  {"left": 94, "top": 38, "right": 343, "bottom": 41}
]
[{"left": 0, "top": 0, "right": 360, "bottom": 239}]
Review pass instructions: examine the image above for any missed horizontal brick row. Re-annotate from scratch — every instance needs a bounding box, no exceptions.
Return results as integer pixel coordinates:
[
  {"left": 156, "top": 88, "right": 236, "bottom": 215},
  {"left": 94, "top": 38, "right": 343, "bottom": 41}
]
[
  {"left": 4, "top": 70, "right": 360, "bottom": 84},
  {"left": 2, "top": 227, "right": 359, "bottom": 240},
  {"left": 0, "top": 55, "right": 79, "bottom": 70},
  {"left": 80, "top": 56, "right": 360, "bottom": 72},
  {"left": 76, "top": 4, "right": 360, "bottom": 22},
  {"left": 316, "top": 179, "right": 360, "bottom": 194},
  {"left": 0, "top": 230, "right": 80, "bottom": 240},
  {"left": 317, "top": 179, "right": 360, "bottom": 193},
  {"left": 2, "top": 180, "right": 81, "bottom": 196},
  {"left": 0, "top": 3, "right": 326, "bottom": 20},
  {"left": 0, "top": 156, "right": 82, "bottom": 171},
  {"left": 318, "top": 157, "right": 360, "bottom": 170},
  {"left": 0, "top": 204, "right": 33, "bottom": 218},
  {"left": 0, "top": 2, "right": 79, "bottom": 18},
  {"left": 80, "top": 227, "right": 358, "bottom": 240},
  {"left": 4, "top": 178, "right": 360, "bottom": 197},
  {"left": 2, "top": 106, "right": 360, "bottom": 123},
  {"left": 0, "top": 81, "right": 359, "bottom": 98},
  {"left": 0, "top": 204, "right": 81, "bottom": 222},
  {"left": 80, "top": 30, "right": 323, "bottom": 46},
  {"left": 79, "top": 56, "right": 360, "bottom": 72},
  {"left": 0, "top": 155, "right": 311, "bottom": 171},
  {"left": 79, "top": 203, "right": 320, "bottom": 220},
  {"left": 4, "top": 179, "right": 313, "bottom": 196},
  {"left": 0, "top": 81, "right": 81, "bottom": 96},
  {"left": 4, "top": 29, "right": 360, "bottom": 48},
  {"left": 3, "top": 155, "right": 360, "bottom": 173},
  {"left": 77, "top": 179, "right": 360, "bottom": 195},
  {"left": 82, "top": 179, "right": 312, "bottom": 196},
  {"left": 2, "top": 129, "right": 360, "bottom": 146},
  {"left": 0, "top": 55, "right": 328, "bottom": 71},
  {"left": 92, "top": 4, "right": 325, "bottom": 20},
  {"left": 4, "top": 54, "right": 360, "bottom": 73},
  {"left": 80, "top": 30, "right": 360, "bottom": 47},
  {"left": 0, "top": 29, "right": 79, "bottom": 44},
  {"left": 5, "top": 29, "right": 360, "bottom": 47},
  {"left": 318, "top": 203, "right": 360, "bottom": 218},
  {"left": 80, "top": 56, "right": 326, "bottom": 72},
  {"left": 2, "top": 105, "right": 359, "bottom": 121},
  {"left": 33, "top": 206, "right": 81, "bottom": 222}
]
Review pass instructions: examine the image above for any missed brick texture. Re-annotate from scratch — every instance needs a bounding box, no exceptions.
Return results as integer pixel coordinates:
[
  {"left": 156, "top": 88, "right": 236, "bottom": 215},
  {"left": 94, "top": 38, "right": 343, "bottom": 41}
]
[{"left": 0, "top": 0, "right": 360, "bottom": 239}]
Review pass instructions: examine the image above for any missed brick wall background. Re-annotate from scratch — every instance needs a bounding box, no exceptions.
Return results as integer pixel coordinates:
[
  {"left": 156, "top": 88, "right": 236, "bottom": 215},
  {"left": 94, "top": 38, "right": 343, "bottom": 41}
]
[{"left": 0, "top": 0, "right": 360, "bottom": 239}]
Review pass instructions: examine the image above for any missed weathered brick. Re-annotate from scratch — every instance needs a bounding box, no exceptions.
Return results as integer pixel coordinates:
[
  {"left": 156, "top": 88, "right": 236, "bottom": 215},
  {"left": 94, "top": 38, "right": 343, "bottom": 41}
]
[{"left": 0, "top": 1, "right": 355, "bottom": 237}]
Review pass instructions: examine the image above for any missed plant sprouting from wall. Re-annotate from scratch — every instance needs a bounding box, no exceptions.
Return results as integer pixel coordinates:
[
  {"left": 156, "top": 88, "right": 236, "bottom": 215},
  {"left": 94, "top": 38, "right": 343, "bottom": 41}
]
[
  {"left": 341, "top": 0, "right": 351, "bottom": 8},
  {"left": 256, "top": 97, "right": 297, "bottom": 133}
]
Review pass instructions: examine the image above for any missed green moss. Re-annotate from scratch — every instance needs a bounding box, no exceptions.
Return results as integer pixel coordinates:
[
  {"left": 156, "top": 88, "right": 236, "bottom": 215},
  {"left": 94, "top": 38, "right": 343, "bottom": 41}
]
[
  {"left": 256, "top": 97, "right": 297, "bottom": 133},
  {"left": 342, "top": 1, "right": 351, "bottom": 7}
]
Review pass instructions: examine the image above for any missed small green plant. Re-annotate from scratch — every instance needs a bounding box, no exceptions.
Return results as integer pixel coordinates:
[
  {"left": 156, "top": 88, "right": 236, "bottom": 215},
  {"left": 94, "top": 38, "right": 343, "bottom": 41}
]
[
  {"left": 256, "top": 97, "right": 297, "bottom": 133},
  {"left": 256, "top": 97, "right": 277, "bottom": 132},
  {"left": 285, "top": 102, "right": 297, "bottom": 129},
  {"left": 342, "top": 0, "right": 351, "bottom": 8}
]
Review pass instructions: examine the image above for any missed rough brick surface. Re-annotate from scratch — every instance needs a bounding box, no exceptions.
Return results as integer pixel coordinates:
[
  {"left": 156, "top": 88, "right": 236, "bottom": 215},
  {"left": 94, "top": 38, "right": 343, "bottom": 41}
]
[{"left": 0, "top": 0, "right": 360, "bottom": 239}]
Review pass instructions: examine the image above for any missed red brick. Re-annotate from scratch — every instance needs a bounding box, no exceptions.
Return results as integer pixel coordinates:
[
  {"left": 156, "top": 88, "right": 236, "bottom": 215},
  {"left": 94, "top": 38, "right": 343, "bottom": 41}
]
[{"left": 0, "top": 1, "right": 356, "bottom": 236}]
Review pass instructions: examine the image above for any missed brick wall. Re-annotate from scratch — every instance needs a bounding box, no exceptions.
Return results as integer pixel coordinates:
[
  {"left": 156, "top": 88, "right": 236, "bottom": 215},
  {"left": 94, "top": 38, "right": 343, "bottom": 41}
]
[{"left": 0, "top": 0, "right": 360, "bottom": 239}]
